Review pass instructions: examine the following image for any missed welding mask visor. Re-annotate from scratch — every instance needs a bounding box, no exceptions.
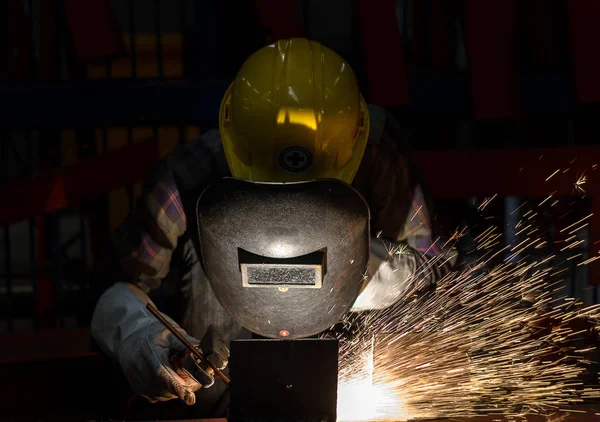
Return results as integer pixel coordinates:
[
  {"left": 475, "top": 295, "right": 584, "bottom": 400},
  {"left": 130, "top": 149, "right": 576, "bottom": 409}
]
[{"left": 196, "top": 177, "right": 370, "bottom": 339}]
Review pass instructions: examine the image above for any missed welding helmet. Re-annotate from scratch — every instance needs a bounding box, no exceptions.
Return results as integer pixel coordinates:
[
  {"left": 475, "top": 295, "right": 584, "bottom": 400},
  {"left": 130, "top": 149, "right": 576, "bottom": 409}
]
[
  {"left": 197, "top": 178, "right": 370, "bottom": 339},
  {"left": 218, "top": 38, "right": 370, "bottom": 184}
]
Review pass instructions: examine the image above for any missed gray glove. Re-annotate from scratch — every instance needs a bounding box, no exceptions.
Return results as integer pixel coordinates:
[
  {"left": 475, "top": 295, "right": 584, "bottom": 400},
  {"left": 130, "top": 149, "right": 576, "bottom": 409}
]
[{"left": 91, "top": 282, "right": 210, "bottom": 405}]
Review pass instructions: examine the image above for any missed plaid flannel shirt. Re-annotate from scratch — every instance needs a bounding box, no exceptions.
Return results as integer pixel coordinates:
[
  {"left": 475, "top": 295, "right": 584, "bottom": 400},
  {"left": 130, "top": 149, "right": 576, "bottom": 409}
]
[{"left": 112, "top": 105, "right": 456, "bottom": 295}]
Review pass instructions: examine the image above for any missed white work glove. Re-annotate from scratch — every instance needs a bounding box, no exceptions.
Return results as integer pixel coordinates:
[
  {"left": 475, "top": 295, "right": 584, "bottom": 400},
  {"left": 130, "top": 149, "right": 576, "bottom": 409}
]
[
  {"left": 351, "top": 237, "right": 456, "bottom": 311},
  {"left": 351, "top": 237, "right": 416, "bottom": 312},
  {"left": 91, "top": 282, "right": 204, "bottom": 405}
]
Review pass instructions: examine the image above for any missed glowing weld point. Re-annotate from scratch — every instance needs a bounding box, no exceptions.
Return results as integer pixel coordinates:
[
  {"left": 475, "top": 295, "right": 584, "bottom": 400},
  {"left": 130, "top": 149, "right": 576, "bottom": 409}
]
[
  {"left": 331, "top": 186, "right": 600, "bottom": 422},
  {"left": 279, "top": 330, "right": 289, "bottom": 337}
]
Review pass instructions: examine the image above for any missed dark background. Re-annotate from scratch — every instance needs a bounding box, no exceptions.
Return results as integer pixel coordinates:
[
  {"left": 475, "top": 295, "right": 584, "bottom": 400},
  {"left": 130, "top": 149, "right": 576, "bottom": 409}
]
[{"left": 0, "top": 0, "right": 598, "bottom": 368}]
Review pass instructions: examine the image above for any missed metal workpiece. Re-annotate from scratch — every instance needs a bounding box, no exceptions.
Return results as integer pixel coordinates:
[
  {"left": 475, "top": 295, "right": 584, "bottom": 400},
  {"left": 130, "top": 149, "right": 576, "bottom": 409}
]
[
  {"left": 228, "top": 338, "right": 339, "bottom": 422},
  {"left": 180, "top": 326, "right": 231, "bottom": 388}
]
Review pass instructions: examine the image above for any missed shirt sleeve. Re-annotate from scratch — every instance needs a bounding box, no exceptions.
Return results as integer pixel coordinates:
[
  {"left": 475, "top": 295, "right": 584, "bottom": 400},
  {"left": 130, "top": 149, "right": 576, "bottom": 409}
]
[{"left": 111, "top": 131, "right": 222, "bottom": 292}]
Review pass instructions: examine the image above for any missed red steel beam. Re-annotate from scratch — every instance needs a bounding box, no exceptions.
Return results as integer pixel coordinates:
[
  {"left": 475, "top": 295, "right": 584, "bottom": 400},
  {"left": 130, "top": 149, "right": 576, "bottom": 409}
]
[
  {"left": 0, "top": 138, "right": 159, "bottom": 226},
  {"left": 4, "top": 142, "right": 598, "bottom": 282},
  {"left": 357, "top": 0, "right": 409, "bottom": 107},
  {"left": 415, "top": 147, "right": 600, "bottom": 284},
  {"left": 62, "top": 0, "right": 127, "bottom": 63},
  {"left": 414, "top": 147, "right": 598, "bottom": 198},
  {"left": 568, "top": 0, "right": 600, "bottom": 103},
  {"left": 464, "top": 0, "right": 520, "bottom": 118}
]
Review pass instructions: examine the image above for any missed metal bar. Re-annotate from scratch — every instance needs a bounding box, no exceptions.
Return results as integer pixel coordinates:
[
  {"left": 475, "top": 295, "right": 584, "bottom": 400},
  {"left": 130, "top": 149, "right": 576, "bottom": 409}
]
[
  {"left": 0, "top": 1, "right": 9, "bottom": 79},
  {"left": 5, "top": 139, "right": 28, "bottom": 174},
  {"left": 52, "top": 210, "right": 65, "bottom": 328},
  {"left": 55, "top": 0, "right": 62, "bottom": 79},
  {"left": 79, "top": 208, "right": 88, "bottom": 293},
  {"left": 128, "top": 0, "right": 137, "bottom": 78},
  {"left": 192, "top": 0, "right": 217, "bottom": 80},
  {"left": 126, "top": 0, "right": 136, "bottom": 210},
  {"left": 26, "top": 131, "right": 37, "bottom": 330},
  {"left": 178, "top": 125, "right": 186, "bottom": 145},
  {"left": 178, "top": 0, "right": 186, "bottom": 39},
  {"left": 126, "top": 126, "right": 135, "bottom": 210},
  {"left": 105, "top": 58, "right": 111, "bottom": 79},
  {"left": 61, "top": 231, "right": 82, "bottom": 252},
  {"left": 152, "top": 125, "right": 165, "bottom": 311},
  {"left": 0, "top": 133, "right": 5, "bottom": 183},
  {"left": 0, "top": 273, "right": 41, "bottom": 280},
  {"left": 46, "top": 0, "right": 63, "bottom": 327},
  {"left": 47, "top": 128, "right": 64, "bottom": 329},
  {"left": 146, "top": 303, "right": 230, "bottom": 386},
  {"left": 29, "top": 214, "right": 37, "bottom": 329},
  {"left": 27, "top": 0, "right": 36, "bottom": 79},
  {"left": 154, "top": 0, "right": 164, "bottom": 80},
  {"left": 178, "top": 0, "right": 186, "bottom": 85},
  {"left": 3, "top": 225, "right": 13, "bottom": 331},
  {"left": 1, "top": 132, "right": 13, "bottom": 330},
  {"left": 102, "top": 124, "right": 109, "bottom": 153}
]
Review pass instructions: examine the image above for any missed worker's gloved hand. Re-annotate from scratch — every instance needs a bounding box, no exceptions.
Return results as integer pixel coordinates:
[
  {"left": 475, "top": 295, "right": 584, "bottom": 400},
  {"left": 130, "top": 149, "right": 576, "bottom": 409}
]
[
  {"left": 91, "top": 282, "right": 213, "bottom": 406},
  {"left": 117, "top": 318, "right": 205, "bottom": 405}
]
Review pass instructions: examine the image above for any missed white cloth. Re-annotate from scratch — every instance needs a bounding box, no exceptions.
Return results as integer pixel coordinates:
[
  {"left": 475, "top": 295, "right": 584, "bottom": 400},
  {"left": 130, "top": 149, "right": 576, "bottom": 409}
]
[{"left": 91, "top": 282, "right": 203, "bottom": 405}]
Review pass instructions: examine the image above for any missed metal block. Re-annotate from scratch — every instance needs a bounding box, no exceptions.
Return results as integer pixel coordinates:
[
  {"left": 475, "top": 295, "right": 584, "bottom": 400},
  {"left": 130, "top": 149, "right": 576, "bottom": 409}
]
[{"left": 229, "top": 338, "right": 339, "bottom": 422}]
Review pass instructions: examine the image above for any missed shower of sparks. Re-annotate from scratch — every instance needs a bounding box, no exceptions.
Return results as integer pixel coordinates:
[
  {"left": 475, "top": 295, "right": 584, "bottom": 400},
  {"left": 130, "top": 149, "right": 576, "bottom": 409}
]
[
  {"left": 574, "top": 174, "right": 587, "bottom": 195},
  {"left": 538, "top": 194, "right": 555, "bottom": 207},
  {"left": 560, "top": 214, "right": 594, "bottom": 233},
  {"left": 478, "top": 194, "right": 498, "bottom": 212},
  {"left": 330, "top": 165, "right": 600, "bottom": 422},
  {"left": 410, "top": 205, "right": 424, "bottom": 222},
  {"left": 546, "top": 169, "right": 561, "bottom": 181},
  {"left": 333, "top": 249, "right": 600, "bottom": 421}
]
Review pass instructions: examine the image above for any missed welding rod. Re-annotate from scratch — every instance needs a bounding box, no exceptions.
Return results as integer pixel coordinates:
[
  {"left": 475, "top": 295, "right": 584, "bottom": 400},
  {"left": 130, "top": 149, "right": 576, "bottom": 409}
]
[{"left": 145, "top": 303, "right": 231, "bottom": 386}]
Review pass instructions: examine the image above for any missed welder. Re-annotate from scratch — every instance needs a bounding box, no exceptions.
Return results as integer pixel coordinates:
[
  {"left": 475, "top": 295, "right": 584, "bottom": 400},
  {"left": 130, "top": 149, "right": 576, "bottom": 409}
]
[{"left": 90, "top": 38, "right": 457, "bottom": 418}]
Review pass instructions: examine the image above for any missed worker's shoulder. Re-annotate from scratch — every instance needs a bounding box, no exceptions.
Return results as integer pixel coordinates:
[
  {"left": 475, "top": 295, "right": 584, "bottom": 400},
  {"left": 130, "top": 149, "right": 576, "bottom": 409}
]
[
  {"left": 364, "top": 104, "right": 413, "bottom": 162},
  {"left": 366, "top": 104, "right": 396, "bottom": 144},
  {"left": 156, "top": 128, "right": 228, "bottom": 190}
]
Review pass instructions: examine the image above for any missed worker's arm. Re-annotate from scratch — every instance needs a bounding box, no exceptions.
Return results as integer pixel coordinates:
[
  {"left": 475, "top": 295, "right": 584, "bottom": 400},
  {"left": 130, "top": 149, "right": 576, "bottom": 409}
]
[
  {"left": 111, "top": 131, "right": 226, "bottom": 292},
  {"left": 91, "top": 130, "right": 225, "bottom": 404},
  {"left": 91, "top": 282, "right": 206, "bottom": 404},
  {"left": 351, "top": 106, "right": 458, "bottom": 311}
]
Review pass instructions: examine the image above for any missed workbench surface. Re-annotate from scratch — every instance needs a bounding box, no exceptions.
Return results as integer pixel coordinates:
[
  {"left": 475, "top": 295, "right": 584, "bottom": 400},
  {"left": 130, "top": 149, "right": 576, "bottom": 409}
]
[
  {"left": 159, "top": 410, "right": 600, "bottom": 421},
  {"left": 158, "top": 417, "right": 600, "bottom": 421}
]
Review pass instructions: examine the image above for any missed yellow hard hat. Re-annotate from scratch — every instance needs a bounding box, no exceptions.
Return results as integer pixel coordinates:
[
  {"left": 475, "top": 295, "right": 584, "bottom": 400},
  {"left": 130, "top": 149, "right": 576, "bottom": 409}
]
[{"left": 219, "top": 38, "right": 370, "bottom": 184}]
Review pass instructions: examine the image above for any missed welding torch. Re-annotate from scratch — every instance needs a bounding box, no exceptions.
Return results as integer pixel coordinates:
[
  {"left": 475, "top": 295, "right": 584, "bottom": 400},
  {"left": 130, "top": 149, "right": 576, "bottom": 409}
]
[{"left": 145, "top": 303, "right": 230, "bottom": 386}]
